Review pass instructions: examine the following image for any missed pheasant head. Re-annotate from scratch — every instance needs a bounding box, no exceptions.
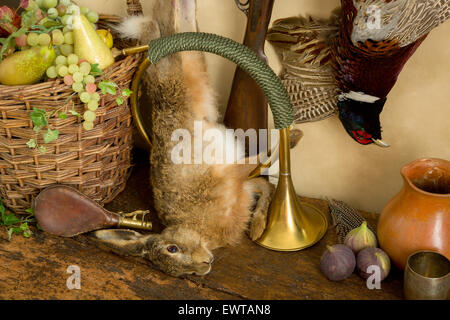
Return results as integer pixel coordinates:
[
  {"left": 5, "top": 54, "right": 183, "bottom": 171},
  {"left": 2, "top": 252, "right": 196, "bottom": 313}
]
[{"left": 337, "top": 94, "right": 387, "bottom": 146}]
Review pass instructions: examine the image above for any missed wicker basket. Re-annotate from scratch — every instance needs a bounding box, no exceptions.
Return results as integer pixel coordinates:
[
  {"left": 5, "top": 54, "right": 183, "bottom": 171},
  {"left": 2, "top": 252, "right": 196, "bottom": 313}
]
[{"left": 0, "top": 0, "right": 144, "bottom": 214}]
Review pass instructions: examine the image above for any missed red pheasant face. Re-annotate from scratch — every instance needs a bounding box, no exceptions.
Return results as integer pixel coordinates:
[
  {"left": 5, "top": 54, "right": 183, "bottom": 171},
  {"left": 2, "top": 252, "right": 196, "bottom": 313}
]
[{"left": 351, "top": 130, "right": 373, "bottom": 145}]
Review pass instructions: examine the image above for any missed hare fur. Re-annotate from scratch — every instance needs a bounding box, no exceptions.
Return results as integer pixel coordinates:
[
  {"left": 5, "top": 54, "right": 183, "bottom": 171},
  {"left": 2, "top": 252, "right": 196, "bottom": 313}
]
[{"left": 94, "top": 0, "right": 300, "bottom": 277}]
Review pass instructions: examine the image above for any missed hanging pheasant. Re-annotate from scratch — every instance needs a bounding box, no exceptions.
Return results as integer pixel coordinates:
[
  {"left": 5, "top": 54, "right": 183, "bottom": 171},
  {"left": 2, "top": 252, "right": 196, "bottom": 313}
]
[{"left": 268, "top": 0, "right": 450, "bottom": 147}]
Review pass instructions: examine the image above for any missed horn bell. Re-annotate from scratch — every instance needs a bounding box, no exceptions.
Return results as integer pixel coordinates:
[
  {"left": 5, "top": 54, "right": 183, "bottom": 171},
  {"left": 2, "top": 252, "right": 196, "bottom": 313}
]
[{"left": 255, "top": 128, "right": 328, "bottom": 251}]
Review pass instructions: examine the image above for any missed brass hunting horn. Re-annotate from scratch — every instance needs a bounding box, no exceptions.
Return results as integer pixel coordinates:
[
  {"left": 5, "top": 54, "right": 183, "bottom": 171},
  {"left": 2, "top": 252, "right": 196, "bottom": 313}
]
[{"left": 127, "top": 32, "right": 328, "bottom": 251}]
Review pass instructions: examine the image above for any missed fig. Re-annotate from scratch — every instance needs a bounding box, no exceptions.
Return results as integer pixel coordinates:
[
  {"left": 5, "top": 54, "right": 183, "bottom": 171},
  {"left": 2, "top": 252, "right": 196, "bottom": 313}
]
[
  {"left": 344, "top": 221, "right": 377, "bottom": 253},
  {"left": 357, "top": 247, "right": 391, "bottom": 281},
  {"left": 320, "top": 244, "right": 356, "bottom": 281}
]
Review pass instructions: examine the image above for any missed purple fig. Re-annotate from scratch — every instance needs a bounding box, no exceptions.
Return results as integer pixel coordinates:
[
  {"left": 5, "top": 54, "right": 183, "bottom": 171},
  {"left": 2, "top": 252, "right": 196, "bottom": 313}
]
[
  {"left": 344, "top": 221, "right": 377, "bottom": 253},
  {"left": 320, "top": 244, "right": 356, "bottom": 281},
  {"left": 357, "top": 247, "right": 391, "bottom": 281}
]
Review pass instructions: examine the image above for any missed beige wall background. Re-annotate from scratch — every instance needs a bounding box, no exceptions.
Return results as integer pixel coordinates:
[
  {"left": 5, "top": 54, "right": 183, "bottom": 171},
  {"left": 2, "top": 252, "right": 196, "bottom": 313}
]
[{"left": 79, "top": 0, "right": 450, "bottom": 213}]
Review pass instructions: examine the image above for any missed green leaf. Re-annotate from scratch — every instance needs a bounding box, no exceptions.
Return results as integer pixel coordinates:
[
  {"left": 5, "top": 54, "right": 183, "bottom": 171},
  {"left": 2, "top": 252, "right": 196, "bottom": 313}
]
[
  {"left": 98, "top": 80, "right": 117, "bottom": 95},
  {"left": 11, "top": 27, "right": 28, "bottom": 39},
  {"left": 9, "top": 227, "right": 23, "bottom": 235},
  {"left": 21, "top": 10, "right": 37, "bottom": 28},
  {"left": 57, "top": 112, "right": 67, "bottom": 120},
  {"left": 29, "top": 21, "right": 64, "bottom": 34},
  {"left": 0, "top": 198, "right": 35, "bottom": 241},
  {"left": 39, "top": 145, "right": 47, "bottom": 153},
  {"left": 122, "top": 88, "right": 133, "bottom": 97},
  {"left": 0, "top": 199, "right": 5, "bottom": 215},
  {"left": 1, "top": 213, "right": 21, "bottom": 226},
  {"left": 69, "top": 110, "right": 81, "bottom": 118},
  {"left": 19, "top": 222, "right": 29, "bottom": 231},
  {"left": 30, "top": 108, "right": 48, "bottom": 128},
  {"left": 26, "top": 139, "right": 37, "bottom": 149},
  {"left": 43, "top": 128, "right": 59, "bottom": 144},
  {"left": 90, "top": 64, "right": 103, "bottom": 76},
  {"left": 116, "top": 97, "right": 124, "bottom": 106},
  {"left": 2, "top": 214, "right": 33, "bottom": 240},
  {"left": 0, "top": 27, "right": 27, "bottom": 60},
  {"left": 0, "top": 38, "right": 15, "bottom": 60}
]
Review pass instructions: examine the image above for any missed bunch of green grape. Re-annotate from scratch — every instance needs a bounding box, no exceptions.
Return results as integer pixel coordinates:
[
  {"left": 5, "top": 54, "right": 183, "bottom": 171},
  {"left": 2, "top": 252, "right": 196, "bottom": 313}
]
[
  {"left": 33, "top": 0, "right": 99, "bottom": 24},
  {"left": 20, "top": 0, "right": 99, "bottom": 51},
  {"left": 46, "top": 54, "right": 100, "bottom": 131},
  {"left": 22, "top": 0, "right": 102, "bottom": 131},
  {"left": 22, "top": 27, "right": 74, "bottom": 54}
]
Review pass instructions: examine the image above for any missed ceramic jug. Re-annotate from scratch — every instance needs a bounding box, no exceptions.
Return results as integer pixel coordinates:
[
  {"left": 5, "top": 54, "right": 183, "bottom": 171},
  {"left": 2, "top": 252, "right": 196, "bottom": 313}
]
[{"left": 377, "top": 158, "right": 449, "bottom": 270}]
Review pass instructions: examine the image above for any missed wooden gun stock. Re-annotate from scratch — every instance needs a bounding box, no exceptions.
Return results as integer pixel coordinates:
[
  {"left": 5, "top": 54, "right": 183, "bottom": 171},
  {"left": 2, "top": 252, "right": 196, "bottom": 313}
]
[{"left": 224, "top": 0, "right": 275, "bottom": 155}]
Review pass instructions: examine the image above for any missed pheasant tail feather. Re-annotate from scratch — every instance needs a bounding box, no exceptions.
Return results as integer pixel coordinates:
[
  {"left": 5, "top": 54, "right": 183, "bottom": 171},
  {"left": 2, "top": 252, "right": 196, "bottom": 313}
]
[{"left": 267, "top": 9, "right": 341, "bottom": 123}]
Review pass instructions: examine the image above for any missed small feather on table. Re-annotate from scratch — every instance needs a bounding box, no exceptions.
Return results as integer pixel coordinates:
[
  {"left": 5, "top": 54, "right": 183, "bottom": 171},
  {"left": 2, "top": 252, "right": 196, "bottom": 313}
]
[{"left": 327, "top": 199, "right": 377, "bottom": 243}]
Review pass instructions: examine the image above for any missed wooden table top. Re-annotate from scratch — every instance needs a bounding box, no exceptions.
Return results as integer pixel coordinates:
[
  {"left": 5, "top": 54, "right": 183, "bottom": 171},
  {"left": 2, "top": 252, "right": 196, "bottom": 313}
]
[{"left": 0, "top": 151, "right": 404, "bottom": 300}]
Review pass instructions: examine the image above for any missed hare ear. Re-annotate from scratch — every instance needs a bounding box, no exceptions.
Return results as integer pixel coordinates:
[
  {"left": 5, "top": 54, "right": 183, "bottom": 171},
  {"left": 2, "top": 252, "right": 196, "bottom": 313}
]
[{"left": 92, "top": 229, "right": 151, "bottom": 257}]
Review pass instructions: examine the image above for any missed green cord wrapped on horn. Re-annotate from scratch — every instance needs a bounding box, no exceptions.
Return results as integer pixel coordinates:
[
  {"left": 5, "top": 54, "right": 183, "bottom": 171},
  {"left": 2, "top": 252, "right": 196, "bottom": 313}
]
[{"left": 146, "top": 32, "right": 294, "bottom": 129}]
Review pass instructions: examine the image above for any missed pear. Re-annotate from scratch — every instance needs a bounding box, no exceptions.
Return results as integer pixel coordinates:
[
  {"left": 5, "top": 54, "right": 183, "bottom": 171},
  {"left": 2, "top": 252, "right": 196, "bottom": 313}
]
[
  {"left": 73, "top": 14, "right": 114, "bottom": 70},
  {"left": 96, "top": 29, "right": 114, "bottom": 49},
  {"left": 0, "top": 45, "right": 56, "bottom": 85}
]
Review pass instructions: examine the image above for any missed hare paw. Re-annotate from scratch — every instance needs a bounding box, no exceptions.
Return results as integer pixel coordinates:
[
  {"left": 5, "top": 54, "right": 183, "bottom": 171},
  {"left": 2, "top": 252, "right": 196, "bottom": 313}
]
[
  {"left": 249, "top": 196, "right": 271, "bottom": 241},
  {"left": 249, "top": 210, "right": 268, "bottom": 241},
  {"left": 246, "top": 178, "right": 274, "bottom": 241}
]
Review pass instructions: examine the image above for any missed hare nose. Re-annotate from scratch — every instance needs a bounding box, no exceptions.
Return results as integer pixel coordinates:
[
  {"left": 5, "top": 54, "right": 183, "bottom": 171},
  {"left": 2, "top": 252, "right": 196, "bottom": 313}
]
[
  {"left": 192, "top": 250, "right": 213, "bottom": 264},
  {"left": 201, "top": 255, "right": 213, "bottom": 264}
]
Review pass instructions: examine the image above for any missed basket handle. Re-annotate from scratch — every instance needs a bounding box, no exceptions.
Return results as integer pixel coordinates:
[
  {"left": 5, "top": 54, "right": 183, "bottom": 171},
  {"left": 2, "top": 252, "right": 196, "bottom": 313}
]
[{"left": 127, "top": 0, "right": 143, "bottom": 16}]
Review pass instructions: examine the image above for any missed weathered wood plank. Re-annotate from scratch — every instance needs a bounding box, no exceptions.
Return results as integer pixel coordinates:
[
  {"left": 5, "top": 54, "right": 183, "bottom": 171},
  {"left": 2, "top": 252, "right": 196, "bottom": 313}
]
[
  {"left": 0, "top": 151, "right": 404, "bottom": 299},
  {"left": 0, "top": 229, "right": 237, "bottom": 300}
]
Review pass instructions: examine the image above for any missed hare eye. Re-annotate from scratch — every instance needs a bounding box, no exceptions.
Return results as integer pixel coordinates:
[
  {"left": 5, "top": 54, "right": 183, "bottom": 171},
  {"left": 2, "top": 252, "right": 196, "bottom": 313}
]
[{"left": 167, "top": 245, "right": 178, "bottom": 253}]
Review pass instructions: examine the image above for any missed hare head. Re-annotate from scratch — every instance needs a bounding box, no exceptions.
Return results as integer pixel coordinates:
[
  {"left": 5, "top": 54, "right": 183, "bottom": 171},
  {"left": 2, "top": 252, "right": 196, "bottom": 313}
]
[{"left": 93, "top": 227, "right": 214, "bottom": 277}]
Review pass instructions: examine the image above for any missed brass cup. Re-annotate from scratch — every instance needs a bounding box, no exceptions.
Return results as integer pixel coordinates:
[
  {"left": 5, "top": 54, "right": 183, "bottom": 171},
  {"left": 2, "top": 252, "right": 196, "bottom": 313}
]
[{"left": 404, "top": 250, "right": 450, "bottom": 300}]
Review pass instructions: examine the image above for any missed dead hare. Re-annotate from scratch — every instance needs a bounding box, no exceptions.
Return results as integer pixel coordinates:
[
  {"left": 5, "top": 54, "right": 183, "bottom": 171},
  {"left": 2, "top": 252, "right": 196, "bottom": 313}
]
[{"left": 93, "top": 0, "right": 301, "bottom": 277}]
